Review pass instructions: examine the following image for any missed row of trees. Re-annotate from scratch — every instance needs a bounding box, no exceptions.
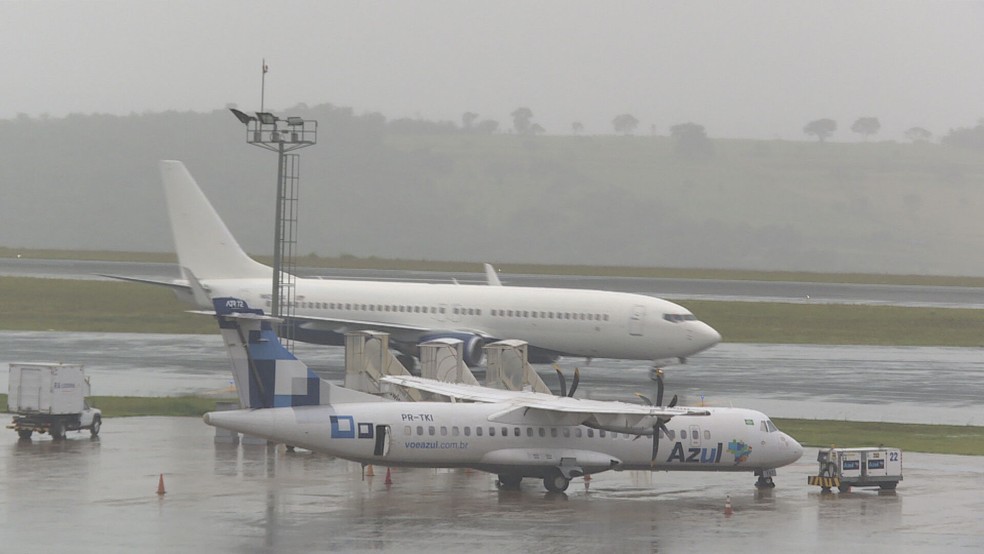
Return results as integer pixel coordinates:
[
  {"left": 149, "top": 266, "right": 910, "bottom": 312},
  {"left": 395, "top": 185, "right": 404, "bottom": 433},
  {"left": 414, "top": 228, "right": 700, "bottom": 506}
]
[{"left": 802, "top": 117, "right": 932, "bottom": 144}]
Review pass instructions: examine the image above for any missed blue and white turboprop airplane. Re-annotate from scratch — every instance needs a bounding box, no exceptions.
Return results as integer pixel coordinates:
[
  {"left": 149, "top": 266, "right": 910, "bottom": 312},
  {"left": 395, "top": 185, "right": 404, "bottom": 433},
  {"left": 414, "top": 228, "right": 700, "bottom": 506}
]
[{"left": 202, "top": 297, "right": 802, "bottom": 493}]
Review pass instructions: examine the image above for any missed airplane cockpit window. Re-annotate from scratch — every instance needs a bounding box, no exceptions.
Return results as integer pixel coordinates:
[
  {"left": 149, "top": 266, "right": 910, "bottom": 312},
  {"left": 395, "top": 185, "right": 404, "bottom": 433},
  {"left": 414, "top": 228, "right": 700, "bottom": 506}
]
[
  {"left": 663, "top": 313, "right": 698, "bottom": 323},
  {"left": 760, "top": 420, "right": 778, "bottom": 433}
]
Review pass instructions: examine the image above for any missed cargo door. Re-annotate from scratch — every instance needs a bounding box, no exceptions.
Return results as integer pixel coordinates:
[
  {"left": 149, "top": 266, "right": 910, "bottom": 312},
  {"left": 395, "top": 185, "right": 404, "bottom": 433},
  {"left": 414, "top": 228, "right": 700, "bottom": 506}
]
[
  {"left": 17, "top": 368, "right": 44, "bottom": 412},
  {"left": 373, "top": 424, "right": 391, "bottom": 457},
  {"left": 628, "top": 305, "right": 645, "bottom": 336},
  {"left": 865, "top": 451, "right": 888, "bottom": 477},
  {"left": 840, "top": 452, "right": 862, "bottom": 479}
]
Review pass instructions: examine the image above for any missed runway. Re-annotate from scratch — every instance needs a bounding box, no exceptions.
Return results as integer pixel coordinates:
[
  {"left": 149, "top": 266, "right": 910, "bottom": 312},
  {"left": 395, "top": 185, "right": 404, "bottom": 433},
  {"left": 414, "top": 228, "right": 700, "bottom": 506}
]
[
  {"left": 1, "top": 331, "right": 982, "bottom": 426},
  {"left": 6, "top": 257, "right": 984, "bottom": 308}
]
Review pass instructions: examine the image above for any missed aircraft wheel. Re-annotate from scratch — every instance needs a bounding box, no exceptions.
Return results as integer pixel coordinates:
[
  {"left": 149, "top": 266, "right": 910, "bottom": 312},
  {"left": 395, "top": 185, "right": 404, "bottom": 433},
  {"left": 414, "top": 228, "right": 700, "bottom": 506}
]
[
  {"left": 50, "top": 422, "right": 66, "bottom": 441},
  {"left": 496, "top": 474, "right": 522, "bottom": 490},
  {"left": 17, "top": 429, "right": 32, "bottom": 440},
  {"left": 543, "top": 472, "right": 570, "bottom": 493}
]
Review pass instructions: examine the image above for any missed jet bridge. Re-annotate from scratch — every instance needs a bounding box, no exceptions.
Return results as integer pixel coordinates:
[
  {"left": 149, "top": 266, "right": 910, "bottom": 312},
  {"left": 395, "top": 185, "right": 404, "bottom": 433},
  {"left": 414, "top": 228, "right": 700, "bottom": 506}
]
[
  {"left": 484, "top": 340, "right": 552, "bottom": 394},
  {"left": 343, "top": 331, "right": 420, "bottom": 401}
]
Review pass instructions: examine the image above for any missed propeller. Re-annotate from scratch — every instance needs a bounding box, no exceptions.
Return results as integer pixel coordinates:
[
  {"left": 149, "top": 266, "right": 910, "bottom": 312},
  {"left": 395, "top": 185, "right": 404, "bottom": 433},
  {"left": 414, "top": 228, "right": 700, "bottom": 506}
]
[
  {"left": 636, "top": 368, "right": 673, "bottom": 466},
  {"left": 552, "top": 365, "right": 581, "bottom": 398}
]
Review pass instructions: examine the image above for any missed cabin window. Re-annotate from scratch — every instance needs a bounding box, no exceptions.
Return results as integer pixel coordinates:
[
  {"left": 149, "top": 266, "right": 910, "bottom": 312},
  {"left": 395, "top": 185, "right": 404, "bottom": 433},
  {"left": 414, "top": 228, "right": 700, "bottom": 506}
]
[
  {"left": 404, "top": 426, "right": 411, "bottom": 436},
  {"left": 502, "top": 427, "right": 509, "bottom": 437},
  {"left": 704, "top": 430, "right": 711, "bottom": 440},
  {"left": 574, "top": 428, "right": 582, "bottom": 438},
  {"left": 452, "top": 426, "right": 460, "bottom": 437},
  {"left": 476, "top": 427, "right": 483, "bottom": 437},
  {"left": 550, "top": 428, "right": 558, "bottom": 438},
  {"left": 416, "top": 426, "right": 423, "bottom": 436},
  {"left": 464, "top": 427, "right": 471, "bottom": 437},
  {"left": 526, "top": 427, "right": 533, "bottom": 437},
  {"left": 513, "top": 427, "right": 520, "bottom": 437},
  {"left": 587, "top": 429, "right": 595, "bottom": 438},
  {"left": 428, "top": 426, "right": 435, "bottom": 436},
  {"left": 562, "top": 428, "right": 570, "bottom": 438},
  {"left": 538, "top": 428, "right": 546, "bottom": 438},
  {"left": 599, "top": 430, "right": 606, "bottom": 438},
  {"left": 440, "top": 426, "right": 448, "bottom": 436},
  {"left": 489, "top": 427, "right": 496, "bottom": 437},
  {"left": 692, "top": 430, "right": 699, "bottom": 440}
]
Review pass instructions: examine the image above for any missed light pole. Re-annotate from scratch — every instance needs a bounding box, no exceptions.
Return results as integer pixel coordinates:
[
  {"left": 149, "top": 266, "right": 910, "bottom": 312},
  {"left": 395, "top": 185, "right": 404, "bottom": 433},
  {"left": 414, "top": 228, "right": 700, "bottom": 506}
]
[{"left": 230, "top": 108, "right": 317, "bottom": 342}]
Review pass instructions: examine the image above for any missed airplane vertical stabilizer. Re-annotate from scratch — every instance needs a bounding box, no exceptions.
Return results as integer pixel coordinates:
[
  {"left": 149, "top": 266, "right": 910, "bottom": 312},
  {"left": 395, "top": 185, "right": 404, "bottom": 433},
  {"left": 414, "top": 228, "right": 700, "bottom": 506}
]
[
  {"left": 159, "top": 161, "right": 270, "bottom": 281},
  {"left": 213, "top": 297, "right": 383, "bottom": 408}
]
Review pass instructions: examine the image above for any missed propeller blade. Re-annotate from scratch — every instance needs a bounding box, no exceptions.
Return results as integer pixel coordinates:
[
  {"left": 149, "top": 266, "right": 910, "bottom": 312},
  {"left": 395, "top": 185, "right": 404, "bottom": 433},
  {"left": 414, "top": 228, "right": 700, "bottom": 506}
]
[
  {"left": 568, "top": 367, "right": 580, "bottom": 397},
  {"left": 553, "top": 366, "right": 567, "bottom": 398},
  {"left": 668, "top": 394, "right": 678, "bottom": 408},
  {"left": 651, "top": 419, "right": 670, "bottom": 466},
  {"left": 655, "top": 372, "right": 665, "bottom": 407},
  {"left": 634, "top": 392, "right": 654, "bottom": 406}
]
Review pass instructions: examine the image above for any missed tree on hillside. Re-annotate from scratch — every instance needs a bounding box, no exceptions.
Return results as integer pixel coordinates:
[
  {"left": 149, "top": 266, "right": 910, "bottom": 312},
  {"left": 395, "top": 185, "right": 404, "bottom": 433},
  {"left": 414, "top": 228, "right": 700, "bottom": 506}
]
[
  {"left": 904, "top": 127, "right": 932, "bottom": 143},
  {"left": 461, "top": 112, "right": 479, "bottom": 131},
  {"left": 670, "top": 122, "right": 713, "bottom": 159},
  {"left": 572, "top": 121, "right": 584, "bottom": 135},
  {"left": 803, "top": 118, "right": 837, "bottom": 142},
  {"left": 612, "top": 113, "right": 639, "bottom": 135},
  {"left": 475, "top": 119, "right": 499, "bottom": 134},
  {"left": 511, "top": 107, "right": 534, "bottom": 135},
  {"left": 941, "top": 121, "right": 984, "bottom": 150},
  {"left": 851, "top": 117, "right": 881, "bottom": 141}
]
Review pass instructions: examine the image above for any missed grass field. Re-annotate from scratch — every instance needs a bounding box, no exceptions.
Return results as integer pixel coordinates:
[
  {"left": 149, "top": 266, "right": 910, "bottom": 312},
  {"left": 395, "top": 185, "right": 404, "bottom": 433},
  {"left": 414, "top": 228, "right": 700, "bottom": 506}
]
[{"left": 3, "top": 275, "right": 984, "bottom": 346}]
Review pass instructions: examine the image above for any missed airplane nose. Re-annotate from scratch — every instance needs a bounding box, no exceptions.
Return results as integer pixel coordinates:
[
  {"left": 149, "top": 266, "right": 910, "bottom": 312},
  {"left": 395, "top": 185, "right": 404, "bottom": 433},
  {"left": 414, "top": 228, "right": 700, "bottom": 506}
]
[
  {"left": 781, "top": 432, "right": 804, "bottom": 465},
  {"left": 693, "top": 322, "right": 722, "bottom": 352}
]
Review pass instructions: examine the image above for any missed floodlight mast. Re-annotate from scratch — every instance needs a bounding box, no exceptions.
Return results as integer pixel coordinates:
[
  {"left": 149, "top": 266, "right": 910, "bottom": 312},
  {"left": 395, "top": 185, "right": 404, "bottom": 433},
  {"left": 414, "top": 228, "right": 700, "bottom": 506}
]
[{"left": 230, "top": 107, "right": 317, "bottom": 348}]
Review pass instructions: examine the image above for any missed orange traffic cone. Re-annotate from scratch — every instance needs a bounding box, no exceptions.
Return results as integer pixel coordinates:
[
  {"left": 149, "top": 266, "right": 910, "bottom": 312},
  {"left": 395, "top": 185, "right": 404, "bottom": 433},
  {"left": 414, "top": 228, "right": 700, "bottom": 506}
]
[
  {"left": 724, "top": 495, "right": 733, "bottom": 516},
  {"left": 157, "top": 473, "right": 166, "bottom": 496},
  {"left": 366, "top": 464, "right": 375, "bottom": 477},
  {"left": 384, "top": 467, "right": 393, "bottom": 485}
]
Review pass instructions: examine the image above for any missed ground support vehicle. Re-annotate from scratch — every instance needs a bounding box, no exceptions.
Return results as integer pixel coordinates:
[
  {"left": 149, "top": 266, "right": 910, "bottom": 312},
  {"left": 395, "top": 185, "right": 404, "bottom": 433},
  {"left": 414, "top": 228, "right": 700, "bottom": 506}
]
[
  {"left": 808, "top": 447, "right": 902, "bottom": 492},
  {"left": 6, "top": 363, "right": 102, "bottom": 440}
]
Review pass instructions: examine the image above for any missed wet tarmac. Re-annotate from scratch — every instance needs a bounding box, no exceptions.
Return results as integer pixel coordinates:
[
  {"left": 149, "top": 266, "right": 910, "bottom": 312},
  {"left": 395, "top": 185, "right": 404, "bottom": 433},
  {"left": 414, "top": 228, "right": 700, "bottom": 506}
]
[
  {"left": 0, "top": 417, "right": 981, "bottom": 553},
  {"left": 2, "top": 331, "right": 982, "bottom": 426}
]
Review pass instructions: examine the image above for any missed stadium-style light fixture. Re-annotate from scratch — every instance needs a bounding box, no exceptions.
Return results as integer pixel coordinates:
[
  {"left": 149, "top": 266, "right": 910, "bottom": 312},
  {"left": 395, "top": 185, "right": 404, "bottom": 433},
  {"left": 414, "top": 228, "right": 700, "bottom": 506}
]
[
  {"left": 255, "top": 112, "right": 278, "bottom": 125},
  {"left": 229, "top": 108, "right": 256, "bottom": 125},
  {"left": 286, "top": 116, "right": 305, "bottom": 126}
]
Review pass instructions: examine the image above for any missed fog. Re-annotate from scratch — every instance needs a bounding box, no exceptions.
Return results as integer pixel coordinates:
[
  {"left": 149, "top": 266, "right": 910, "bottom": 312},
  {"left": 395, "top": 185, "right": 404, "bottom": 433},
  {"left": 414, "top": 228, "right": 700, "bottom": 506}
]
[
  {"left": 3, "top": 1, "right": 983, "bottom": 140},
  {"left": 4, "top": 1, "right": 984, "bottom": 276}
]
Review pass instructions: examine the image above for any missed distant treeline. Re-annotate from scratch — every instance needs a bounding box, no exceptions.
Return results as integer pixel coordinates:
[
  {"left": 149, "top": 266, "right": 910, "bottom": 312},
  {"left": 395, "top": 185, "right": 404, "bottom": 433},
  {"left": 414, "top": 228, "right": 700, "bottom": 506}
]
[{"left": 3, "top": 105, "right": 984, "bottom": 275}]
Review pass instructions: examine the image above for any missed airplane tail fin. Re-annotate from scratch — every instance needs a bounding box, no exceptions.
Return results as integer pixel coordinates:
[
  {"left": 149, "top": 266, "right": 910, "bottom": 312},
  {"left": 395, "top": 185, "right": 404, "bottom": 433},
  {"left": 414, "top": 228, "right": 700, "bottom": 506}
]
[
  {"left": 159, "top": 161, "right": 270, "bottom": 282},
  {"left": 212, "top": 297, "right": 382, "bottom": 408}
]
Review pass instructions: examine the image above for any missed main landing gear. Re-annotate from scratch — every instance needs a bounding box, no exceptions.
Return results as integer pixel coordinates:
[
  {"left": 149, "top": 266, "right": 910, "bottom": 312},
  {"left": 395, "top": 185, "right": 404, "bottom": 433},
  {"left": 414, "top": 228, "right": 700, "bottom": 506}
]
[
  {"left": 495, "top": 474, "right": 523, "bottom": 490},
  {"left": 755, "top": 469, "right": 777, "bottom": 489}
]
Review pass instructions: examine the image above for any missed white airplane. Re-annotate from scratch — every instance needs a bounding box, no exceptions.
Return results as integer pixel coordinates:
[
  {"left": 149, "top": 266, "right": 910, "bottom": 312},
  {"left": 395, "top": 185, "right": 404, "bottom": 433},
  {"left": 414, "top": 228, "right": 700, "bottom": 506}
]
[
  {"left": 203, "top": 297, "right": 802, "bottom": 493},
  {"left": 112, "top": 160, "right": 721, "bottom": 367}
]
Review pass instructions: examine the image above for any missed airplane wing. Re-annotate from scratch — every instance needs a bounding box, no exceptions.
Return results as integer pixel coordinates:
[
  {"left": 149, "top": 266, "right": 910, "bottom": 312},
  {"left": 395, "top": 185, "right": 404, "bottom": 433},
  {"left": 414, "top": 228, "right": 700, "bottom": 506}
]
[
  {"left": 98, "top": 274, "right": 191, "bottom": 293},
  {"left": 294, "top": 314, "right": 495, "bottom": 341},
  {"left": 379, "top": 375, "right": 710, "bottom": 430}
]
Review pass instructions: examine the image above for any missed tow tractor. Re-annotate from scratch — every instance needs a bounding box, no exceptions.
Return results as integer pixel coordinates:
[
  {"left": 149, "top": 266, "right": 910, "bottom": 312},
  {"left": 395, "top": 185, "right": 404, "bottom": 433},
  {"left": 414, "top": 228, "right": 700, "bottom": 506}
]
[{"left": 808, "top": 446, "right": 902, "bottom": 492}]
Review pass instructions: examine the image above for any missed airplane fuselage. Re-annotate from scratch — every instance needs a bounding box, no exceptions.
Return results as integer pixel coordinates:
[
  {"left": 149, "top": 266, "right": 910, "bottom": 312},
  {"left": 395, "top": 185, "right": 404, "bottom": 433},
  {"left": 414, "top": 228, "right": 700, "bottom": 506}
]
[
  {"left": 202, "top": 277, "right": 721, "bottom": 362},
  {"left": 205, "top": 402, "right": 802, "bottom": 477}
]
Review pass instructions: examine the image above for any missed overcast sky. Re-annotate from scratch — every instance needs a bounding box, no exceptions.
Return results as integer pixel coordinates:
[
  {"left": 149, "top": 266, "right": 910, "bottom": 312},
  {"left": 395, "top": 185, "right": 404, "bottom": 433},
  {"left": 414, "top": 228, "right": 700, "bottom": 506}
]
[{"left": 3, "top": 0, "right": 983, "bottom": 140}]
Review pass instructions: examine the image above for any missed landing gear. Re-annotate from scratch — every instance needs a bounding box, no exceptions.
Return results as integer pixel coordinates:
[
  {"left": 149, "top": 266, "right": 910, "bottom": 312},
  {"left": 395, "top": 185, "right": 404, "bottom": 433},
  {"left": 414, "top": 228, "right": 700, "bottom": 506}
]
[
  {"left": 755, "top": 475, "right": 776, "bottom": 489},
  {"left": 90, "top": 416, "right": 101, "bottom": 437},
  {"left": 496, "top": 474, "right": 523, "bottom": 490},
  {"left": 543, "top": 471, "right": 570, "bottom": 493},
  {"left": 17, "top": 429, "right": 32, "bottom": 440}
]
